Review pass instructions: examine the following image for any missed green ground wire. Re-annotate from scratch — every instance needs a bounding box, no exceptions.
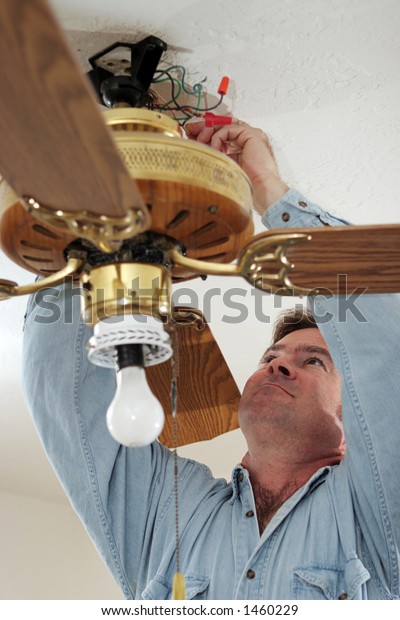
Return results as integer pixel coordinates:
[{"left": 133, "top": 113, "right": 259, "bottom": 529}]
[{"left": 153, "top": 66, "right": 204, "bottom": 116}]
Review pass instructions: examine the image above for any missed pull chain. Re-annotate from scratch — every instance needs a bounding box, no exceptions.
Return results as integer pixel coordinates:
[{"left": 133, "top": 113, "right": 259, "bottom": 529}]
[{"left": 171, "top": 328, "right": 186, "bottom": 600}]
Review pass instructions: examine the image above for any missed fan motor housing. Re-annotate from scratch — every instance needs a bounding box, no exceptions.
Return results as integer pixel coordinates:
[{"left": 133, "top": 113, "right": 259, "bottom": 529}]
[{"left": 0, "top": 109, "right": 254, "bottom": 281}]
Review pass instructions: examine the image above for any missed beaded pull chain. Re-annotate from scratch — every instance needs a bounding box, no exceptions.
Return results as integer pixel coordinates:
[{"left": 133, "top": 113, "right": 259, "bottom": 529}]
[{"left": 170, "top": 330, "right": 186, "bottom": 601}]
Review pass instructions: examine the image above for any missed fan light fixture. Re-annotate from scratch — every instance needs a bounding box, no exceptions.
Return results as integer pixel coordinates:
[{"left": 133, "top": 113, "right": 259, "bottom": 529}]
[
  {"left": 0, "top": 103, "right": 312, "bottom": 447},
  {"left": 106, "top": 343, "right": 166, "bottom": 447}
]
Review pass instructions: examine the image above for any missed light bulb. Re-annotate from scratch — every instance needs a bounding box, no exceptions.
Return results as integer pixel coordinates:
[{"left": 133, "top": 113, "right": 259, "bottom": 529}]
[{"left": 106, "top": 365, "right": 165, "bottom": 447}]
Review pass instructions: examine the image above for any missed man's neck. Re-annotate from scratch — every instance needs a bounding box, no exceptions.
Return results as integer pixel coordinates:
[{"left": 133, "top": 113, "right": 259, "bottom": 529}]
[{"left": 241, "top": 449, "right": 341, "bottom": 533}]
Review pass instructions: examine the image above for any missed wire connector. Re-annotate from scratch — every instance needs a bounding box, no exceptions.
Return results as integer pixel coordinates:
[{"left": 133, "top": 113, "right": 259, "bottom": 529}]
[
  {"left": 218, "top": 76, "right": 230, "bottom": 95},
  {"left": 204, "top": 112, "right": 233, "bottom": 127}
]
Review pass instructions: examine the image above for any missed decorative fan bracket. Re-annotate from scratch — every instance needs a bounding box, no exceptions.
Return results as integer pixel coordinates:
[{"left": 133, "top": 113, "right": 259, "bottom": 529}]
[
  {"left": 0, "top": 256, "right": 84, "bottom": 300},
  {"left": 22, "top": 195, "right": 149, "bottom": 253},
  {"left": 169, "top": 231, "right": 315, "bottom": 295}
]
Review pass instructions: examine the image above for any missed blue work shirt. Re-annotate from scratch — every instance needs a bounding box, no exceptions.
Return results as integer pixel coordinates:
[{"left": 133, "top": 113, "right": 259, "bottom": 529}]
[{"left": 23, "top": 189, "right": 400, "bottom": 600}]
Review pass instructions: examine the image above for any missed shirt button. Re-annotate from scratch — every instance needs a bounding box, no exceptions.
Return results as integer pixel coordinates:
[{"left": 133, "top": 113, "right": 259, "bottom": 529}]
[
  {"left": 247, "top": 569, "right": 256, "bottom": 580},
  {"left": 238, "top": 473, "right": 244, "bottom": 483},
  {"left": 298, "top": 200, "right": 308, "bottom": 207},
  {"left": 246, "top": 510, "right": 254, "bottom": 518},
  {"left": 338, "top": 593, "right": 348, "bottom": 600},
  {"left": 281, "top": 212, "right": 290, "bottom": 222}
]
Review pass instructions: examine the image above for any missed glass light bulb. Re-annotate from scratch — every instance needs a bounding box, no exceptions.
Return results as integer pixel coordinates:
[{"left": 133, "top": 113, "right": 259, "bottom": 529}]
[{"left": 106, "top": 366, "right": 165, "bottom": 447}]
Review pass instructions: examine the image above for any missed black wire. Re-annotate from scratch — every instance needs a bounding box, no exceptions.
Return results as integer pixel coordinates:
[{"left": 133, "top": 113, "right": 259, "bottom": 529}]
[
  {"left": 154, "top": 70, "right": 193, "bottom": 120},
  {"left": 184, "top": 94, "right": 224, "bottom": 113},
  {"left": 151, "top": 70, "right": 225, "bottom": 121}
]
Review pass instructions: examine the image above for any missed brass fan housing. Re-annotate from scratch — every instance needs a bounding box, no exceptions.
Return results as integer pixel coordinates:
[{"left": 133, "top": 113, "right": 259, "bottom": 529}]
[
  {"left": 102, "top": 108, "right": 254, "bottom": 273},
  {"left": 81, "top": 262, "right": 171, "bottom": 327},
  {"left": 0, "top": 109, "right": 254, "bottom": 280}
]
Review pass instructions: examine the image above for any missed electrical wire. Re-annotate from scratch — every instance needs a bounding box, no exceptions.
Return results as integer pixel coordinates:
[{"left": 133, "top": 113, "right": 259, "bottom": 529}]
[
  {"left": 153, "top": 70, "right": 195, "bottom": 123},
  {"left": 150, "top": 65, "right": 225, "bottom": 125}
]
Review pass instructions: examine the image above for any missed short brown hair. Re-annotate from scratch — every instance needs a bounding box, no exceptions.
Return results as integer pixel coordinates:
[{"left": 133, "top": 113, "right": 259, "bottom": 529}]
[{"left": 272, "top": 307, "right": 317, "bottom": 345}]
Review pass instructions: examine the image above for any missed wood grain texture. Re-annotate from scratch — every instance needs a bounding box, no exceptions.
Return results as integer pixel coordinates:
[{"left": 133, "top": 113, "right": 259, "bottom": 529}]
[
  {"left": 0, "top": 203, "right": 75, "bottom": 274},
  {"left": 137, "top": 179, "right": 254, "bottom": 263},
  {"left": 247, "top": 224, "right": 400, "bottom": 294},
  {"left": 286, "top": 224, "right": 400, "bottom": 294},
  {"left": 0, "top": 0, "right": 144, "bottom": 218},
  {"left": 147, "top": 314, "right": 240, "bottom": 448},
  {"left": 0, "top": 194, "right": 254, "bottom": 278}
]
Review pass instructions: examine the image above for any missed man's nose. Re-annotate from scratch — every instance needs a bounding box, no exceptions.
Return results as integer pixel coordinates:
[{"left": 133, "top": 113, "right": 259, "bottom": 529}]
[{"left": 267, "top": 358, "right": 296, "bottom": 378}]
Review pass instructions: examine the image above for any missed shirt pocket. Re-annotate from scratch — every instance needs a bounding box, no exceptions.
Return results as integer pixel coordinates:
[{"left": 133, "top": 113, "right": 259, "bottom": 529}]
[
  {"left": 141, "top": 574, "right": 210, "bottom": 600},
  {"left": 292, "top": 558, "right": 370, "bottom": 600}
]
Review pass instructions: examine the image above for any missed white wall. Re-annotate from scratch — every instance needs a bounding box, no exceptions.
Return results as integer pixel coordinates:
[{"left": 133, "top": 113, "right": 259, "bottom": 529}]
[{"left": 0, "top": 491, "right": 121, "bottom": 599}]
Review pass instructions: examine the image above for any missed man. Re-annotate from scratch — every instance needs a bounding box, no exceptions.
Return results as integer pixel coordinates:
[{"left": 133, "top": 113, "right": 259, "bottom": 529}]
[
  {"left": 23, "top": 121, "right": 400, "bottom": 600},
  {"left": 238, "top": 308, "right": 346, "bottom": 534}
]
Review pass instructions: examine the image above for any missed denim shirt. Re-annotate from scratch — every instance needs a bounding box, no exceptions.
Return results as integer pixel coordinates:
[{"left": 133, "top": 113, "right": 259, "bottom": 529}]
[{"left": 23, "top": 189, "right": 400, "bottom": 600}]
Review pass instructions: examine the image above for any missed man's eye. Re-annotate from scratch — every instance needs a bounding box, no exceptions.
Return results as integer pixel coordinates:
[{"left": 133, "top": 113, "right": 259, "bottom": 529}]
[
  {"left": 306, "top": 357, "right": 325, "bottom": 367},
  {"left": 261, "top": 355, "right": 275, "bottom": 364},
  {"left": 258, "top": 355, "right": 275, "bottom": 368}
]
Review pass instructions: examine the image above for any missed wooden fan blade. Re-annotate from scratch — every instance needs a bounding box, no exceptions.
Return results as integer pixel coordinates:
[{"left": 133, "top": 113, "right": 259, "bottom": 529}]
[
  {"left": 0, "top": 0, "right": 146, "bottom": 219},
  {"left": 146, "top": 309, "right": 240, "bottom": 448},
  {"left": 251, "top": 224, "right": 400, "bottom": 294},
  {"left": 285, "top": 224, "right": 400, "bottom": 294}
]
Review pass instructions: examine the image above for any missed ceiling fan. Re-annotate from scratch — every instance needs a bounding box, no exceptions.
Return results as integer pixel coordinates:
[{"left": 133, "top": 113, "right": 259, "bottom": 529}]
[{"left": 1, "top": 0, "right": 399, "bottom": 449}]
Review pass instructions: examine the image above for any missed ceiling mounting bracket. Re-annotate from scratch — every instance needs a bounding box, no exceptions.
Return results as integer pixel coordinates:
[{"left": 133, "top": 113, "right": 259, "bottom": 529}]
[{"left": 87, "top": 36, "right": 168, "bottom": 108}]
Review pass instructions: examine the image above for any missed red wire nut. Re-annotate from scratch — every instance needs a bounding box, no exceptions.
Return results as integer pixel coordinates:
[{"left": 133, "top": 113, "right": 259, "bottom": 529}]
[
  {"left": 204, "top": 112, "right": 233, "bottom": 127},
  {"left": 218, "top": 76, "right": 230, "bottom": 95}
]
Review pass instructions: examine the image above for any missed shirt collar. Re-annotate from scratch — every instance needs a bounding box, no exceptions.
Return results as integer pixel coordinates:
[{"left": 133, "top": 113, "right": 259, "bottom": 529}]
[
  {"left": 230, "top": 463, "right": 332, "bottom": 502},
  {"left": 230, "top": 464, "right": 249, "bottom": 501}
]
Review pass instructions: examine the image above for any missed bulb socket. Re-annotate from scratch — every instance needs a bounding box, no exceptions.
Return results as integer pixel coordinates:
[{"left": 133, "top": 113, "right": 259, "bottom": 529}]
[{"left": 116, "top": 344, "right": 144, "bottom": 370}]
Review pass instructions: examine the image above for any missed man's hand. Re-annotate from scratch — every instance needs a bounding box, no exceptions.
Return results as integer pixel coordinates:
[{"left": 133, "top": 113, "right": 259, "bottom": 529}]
[{"left": 185, "top": 120, "right": 289, "bottom": 215}]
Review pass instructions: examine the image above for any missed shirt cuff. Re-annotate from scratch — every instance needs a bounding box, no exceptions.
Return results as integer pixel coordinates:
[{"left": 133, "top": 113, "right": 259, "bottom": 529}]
[{"left": 261, "top": 188, "right": 352, "bottom": 230}]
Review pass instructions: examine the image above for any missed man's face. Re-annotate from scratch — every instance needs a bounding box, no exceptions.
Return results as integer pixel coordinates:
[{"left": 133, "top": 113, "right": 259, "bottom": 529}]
[{"left": 238, "top": 328, "right": 344, "bottom": 456}]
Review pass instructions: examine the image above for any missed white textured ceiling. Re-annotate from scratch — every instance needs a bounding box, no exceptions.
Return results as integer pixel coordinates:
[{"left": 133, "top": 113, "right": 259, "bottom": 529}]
[{"left": 1, "top": 0, "right": 400, "bottom": 508}]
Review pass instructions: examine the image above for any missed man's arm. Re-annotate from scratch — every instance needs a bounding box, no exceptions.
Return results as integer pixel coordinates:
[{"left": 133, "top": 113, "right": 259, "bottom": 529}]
[
  {"left": 22, "top": 283, "right": 207, "bottom": 598},
  {"left": 185, "top": 120, "right": 289, "bottom": 213}
]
